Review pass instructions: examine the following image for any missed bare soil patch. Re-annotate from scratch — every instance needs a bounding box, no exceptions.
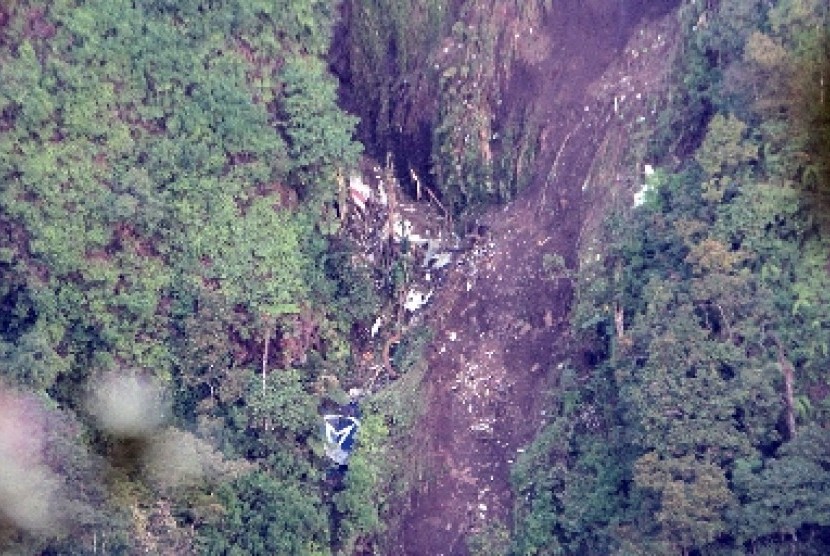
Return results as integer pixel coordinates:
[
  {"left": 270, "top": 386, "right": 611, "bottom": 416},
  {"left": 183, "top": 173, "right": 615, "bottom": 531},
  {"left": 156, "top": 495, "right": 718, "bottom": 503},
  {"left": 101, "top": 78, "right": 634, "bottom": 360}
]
[{"left": 394, "top": 2, "right": 681, "bottom": 554}]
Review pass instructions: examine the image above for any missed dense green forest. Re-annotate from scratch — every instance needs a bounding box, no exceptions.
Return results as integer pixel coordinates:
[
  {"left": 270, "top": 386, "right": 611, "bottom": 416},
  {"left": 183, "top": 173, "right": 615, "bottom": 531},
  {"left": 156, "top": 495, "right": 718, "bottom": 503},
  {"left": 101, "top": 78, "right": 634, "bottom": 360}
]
[
  {"left": 512, "top": 0, "right": 830, "bottom": 554},
  {"left": 2, "top": 0, "right": 830, "bottom": 555},
  {"left": 0, "top": 0, "right": 394, "bottom": 553}
]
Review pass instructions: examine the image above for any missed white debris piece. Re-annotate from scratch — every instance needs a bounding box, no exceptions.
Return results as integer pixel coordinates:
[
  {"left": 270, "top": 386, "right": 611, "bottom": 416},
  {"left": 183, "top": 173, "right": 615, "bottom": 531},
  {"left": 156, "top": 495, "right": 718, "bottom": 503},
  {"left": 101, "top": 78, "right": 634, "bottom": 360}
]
[
  {"left": 377, "top": 181, "right": 388, "bottom": 206},
  {"left": 634, "top": 163, "right": 659, "bottom": 208},
  {"left": 408, "top": 232, "right": 430, "bottom": 246},
  {"left": 392, "top": 217, "right": 430, "bottom": 246},
  {"left": 422, "top": 238, "right": 442, "bottom": 265},
  {"left": 370, "top": 316, "right": 382, "bottom": 338},
  {"left": 323, "top": 414, "right": 360, "bottom": 465},
  {"left": 393, "top": 217, "right": 413, "bottom": 241},
  {"left": 404, "top": 289, "right": 433, "bottom": 312},
  {"left": 428, "top": 251, "right": 453, "bottom": 270},
  {"left": 349, "top": 172, "right": 372, "bottom": 212}
]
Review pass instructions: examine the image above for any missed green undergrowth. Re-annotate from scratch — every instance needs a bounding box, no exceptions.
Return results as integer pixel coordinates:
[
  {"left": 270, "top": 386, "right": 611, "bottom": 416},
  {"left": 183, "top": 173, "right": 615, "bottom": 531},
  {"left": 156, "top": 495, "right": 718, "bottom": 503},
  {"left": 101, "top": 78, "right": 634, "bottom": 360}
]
[{"left": 340, "top": 358, "right": 430, "bottom": 553}]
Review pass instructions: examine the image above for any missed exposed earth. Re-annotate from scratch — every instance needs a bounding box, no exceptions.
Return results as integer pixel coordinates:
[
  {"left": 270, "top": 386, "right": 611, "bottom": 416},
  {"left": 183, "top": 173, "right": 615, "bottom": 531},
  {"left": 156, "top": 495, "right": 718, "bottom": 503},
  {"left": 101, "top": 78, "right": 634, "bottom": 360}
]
[{"left": 394, "top": 2, "right": 682, "bottom": 554}]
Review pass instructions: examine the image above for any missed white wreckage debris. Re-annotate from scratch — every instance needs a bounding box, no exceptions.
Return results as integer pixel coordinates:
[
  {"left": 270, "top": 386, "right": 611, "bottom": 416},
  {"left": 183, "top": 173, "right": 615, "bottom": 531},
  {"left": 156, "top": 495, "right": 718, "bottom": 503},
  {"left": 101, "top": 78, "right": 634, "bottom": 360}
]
[
  {"left": 377, "top": 181, "right": 388, "bottom": 206},
  {"left": 392, "top": 217, "right": 414, "bottom": 242},
  {"left": 323, "top": 413, "right": 360, "bottom": 466},
  {"left": 633, "top": 163, "right": 658, "bottom": 208},
  {"left": 470, "top": 421, "right": 494, "bottom": 434},
  {"left": 404, "top": 289, "right": 433, "bottom": 312},
  {"left": 370, "top": 316, "right": 383, "bottom": 338},
  {"left": 422, "top": 238, "right": 453, "bottom": 269},
  {"left": 426, "top": 251, "right": 453, "bottom": 270},
  {"left": 342, "top": 164, "right": 461, "bottom": 325},
  {"left": 389, "top": 215, "right": 433, "bottom": 247},
  {"left": 348, "top": 172, "right": 372, "bottom": 213}
]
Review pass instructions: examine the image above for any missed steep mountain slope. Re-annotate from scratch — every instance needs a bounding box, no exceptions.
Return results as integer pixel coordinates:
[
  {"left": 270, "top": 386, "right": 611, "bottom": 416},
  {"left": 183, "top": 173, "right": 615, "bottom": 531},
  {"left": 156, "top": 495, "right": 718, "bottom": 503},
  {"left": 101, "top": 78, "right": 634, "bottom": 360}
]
[{"left": 393, "top": 2, "right": 681, "bottom": 553}]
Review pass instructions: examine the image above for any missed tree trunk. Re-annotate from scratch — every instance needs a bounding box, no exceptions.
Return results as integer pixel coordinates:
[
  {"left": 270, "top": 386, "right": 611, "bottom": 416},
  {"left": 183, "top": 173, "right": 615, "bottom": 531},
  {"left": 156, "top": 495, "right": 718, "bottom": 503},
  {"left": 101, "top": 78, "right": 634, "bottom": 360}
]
[
  {"left": 382, "top": 331, "right": 401, "bottom": 379},
  {"left": 614, "top": 302, "right": 625, "bottom": 339},
  {"left": 385, "top": 154, "right": 397, "bottom": 244},
  {"left": 262, "top": 324, "right": 271, "bottom": 393},
  {"left": 773, "top": 337, "right": 796, "bottom": 439},
  {"left": 337, "top": 169, "right": 348, "bottom": 222},
  {"left": 780, "top": 354, "right": 796, "bottom": 440}
]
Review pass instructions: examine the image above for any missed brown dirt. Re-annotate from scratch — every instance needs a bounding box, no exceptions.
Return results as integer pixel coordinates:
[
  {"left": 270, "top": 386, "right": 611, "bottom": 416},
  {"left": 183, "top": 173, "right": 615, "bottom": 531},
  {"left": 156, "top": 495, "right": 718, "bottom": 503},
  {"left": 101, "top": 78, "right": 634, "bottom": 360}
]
[{"left": 394, "top": 2, "right": 682, "bottom": 554}]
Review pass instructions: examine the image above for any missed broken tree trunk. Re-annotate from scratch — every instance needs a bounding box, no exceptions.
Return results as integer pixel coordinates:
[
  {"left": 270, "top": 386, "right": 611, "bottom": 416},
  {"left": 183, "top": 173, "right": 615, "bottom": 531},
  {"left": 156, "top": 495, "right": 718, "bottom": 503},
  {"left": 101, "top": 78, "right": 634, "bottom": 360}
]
[
  {"left": 779, "top": 353, "right": 796, "bottom": 440},
  {"left": 410, "top": 165, "right": 422, "bottom": 201},
  {"left": 336, "top": 169, "right": 348, "bottom": 223},
  {"left": 772, "top": 335, "right": 797, "bottom": 439},
  {"left": 385, "top": 156, "right": 398, "bottom": 243},
  {"left": 261, "top": 322, "right": 272, "bottom": 393},
  {"left": 423, "top": 183, "right": 451, "bottom": 230},
  {"left": 614, "top": 302, "right": 625, "bottom": 339},
  {"left": 410, "top": 165, "right": 451, "bottom": 230},
  {"left": 382, "top": 331, "right": 402, "bottom": 379}
]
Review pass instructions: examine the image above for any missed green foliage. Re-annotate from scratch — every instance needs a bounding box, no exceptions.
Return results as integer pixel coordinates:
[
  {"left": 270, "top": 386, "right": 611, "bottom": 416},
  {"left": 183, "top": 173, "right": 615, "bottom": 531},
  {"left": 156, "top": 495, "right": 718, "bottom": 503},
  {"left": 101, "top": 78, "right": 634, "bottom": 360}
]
[
  {"left": 0, "top": 325, "right": 69, "bottom": 391},
  {"left": 430, "top": 22, "right": 497, "bottom": 212},
  {"left": 634, "top": 452, "right": 735, "bottom": 552},
  {"left": 511, "top": 363, "right": 628, "bottom": 556},
  {"left": 513, "top": 3, "right": 830, "bottom": 554},
  {"left": 247, "top": 371, "right": 318, "bottom": 445},
  {"left": 279, "top": 56, "right": 362, "bottom": 197},
  {"left": 731, "top": 426, "right": 830, "bottom": 546},
  {"left": 207, "top": 199, "right": 309, "bottom": 318},
  {"left": 341, "top": 0, "right": 541, "bottom": 213},
  {"left": 317, "top": 247, "right": 381, "bottom": 326},
  {"left": 0, "top": 1, "right": 385, "bottom": 554},
  {"left": 332, "top": 366, "right": 428, "bottom": 554},
  {"left": 333, "top": 413, "right": 388, "bottom": 551},
  {"left": 198, "top": 471, "right": 329, "bottom": 556},
  {"left": 391, "top": 325, "right": 433, "bottom": 375},
  {"left": 646, "top": 2, "right": 719, "bottom": 160},
  {"left": 695, "top": 114, "right": 757, "bottom": 202}
]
